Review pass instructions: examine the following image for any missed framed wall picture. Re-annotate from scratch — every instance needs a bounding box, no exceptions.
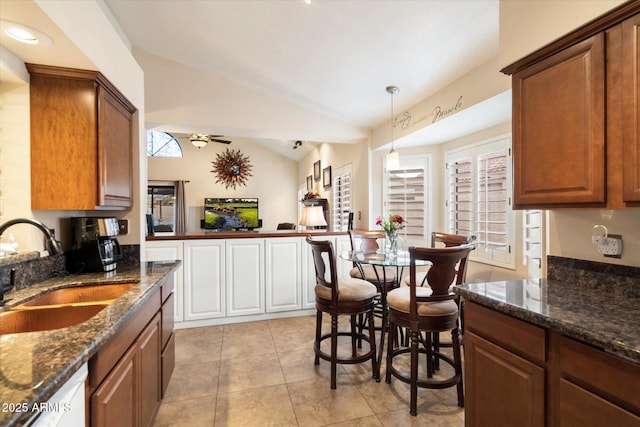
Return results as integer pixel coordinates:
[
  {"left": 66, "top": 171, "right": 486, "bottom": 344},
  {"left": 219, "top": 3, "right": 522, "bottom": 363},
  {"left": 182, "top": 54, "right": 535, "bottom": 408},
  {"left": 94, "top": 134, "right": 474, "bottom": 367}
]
[
  {"left": 306, "top": 175, "right": 313, "bottom": 191},
  {"left": 314, "top": 160, "right": 321, "bottom": 181},
  {"left": 323, "top": 166, "right": 332, "bottom": 189}
]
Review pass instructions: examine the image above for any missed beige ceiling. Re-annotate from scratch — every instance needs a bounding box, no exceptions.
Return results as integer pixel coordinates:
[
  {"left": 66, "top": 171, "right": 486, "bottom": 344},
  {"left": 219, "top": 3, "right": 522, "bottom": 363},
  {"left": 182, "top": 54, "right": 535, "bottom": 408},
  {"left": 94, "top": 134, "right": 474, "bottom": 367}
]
[
  {"left": 105, "top": 0, "right": 501, "bottom": 157},
  {"left": 1, "top": 0, "right": 502, "bottom": 160}
]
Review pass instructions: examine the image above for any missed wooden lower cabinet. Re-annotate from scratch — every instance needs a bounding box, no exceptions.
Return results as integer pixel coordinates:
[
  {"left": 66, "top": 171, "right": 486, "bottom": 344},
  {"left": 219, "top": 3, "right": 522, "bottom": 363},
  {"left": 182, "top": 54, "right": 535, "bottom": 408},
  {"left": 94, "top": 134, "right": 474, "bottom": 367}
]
[
  {"left": 556, "top": 335, "right": 640, "bottom": 427},
  {"left": 138, "top": 314, "right": 162, "bottom": 427},
  {"left": 91, "top": 313, "right": 160, "bottom": 427},
  {"left": 464, "top": 302, "right": 640, "bottom": 427},
  {"left": 88, "top": 280, "right": 174, "bottom": 427},
  {"left": 558, "top": 379, "right": 640, "bottom": 426},
  {"left": 464, "top": 331, "right": 545, "bottom": 427},
  {"left": 91, "top": 344, "right": 136, "bottom": 427}
]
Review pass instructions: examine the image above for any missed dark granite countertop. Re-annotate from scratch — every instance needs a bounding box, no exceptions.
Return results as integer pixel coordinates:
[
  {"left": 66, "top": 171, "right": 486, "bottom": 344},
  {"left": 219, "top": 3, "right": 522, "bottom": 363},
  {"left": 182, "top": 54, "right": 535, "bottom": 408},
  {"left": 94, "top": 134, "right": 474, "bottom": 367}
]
[
  {"left": 0, "top": 261, "right": 180, "bottom": 426},
  {"left": 454, "top": 279, "right": 640, "bottom": 364}
]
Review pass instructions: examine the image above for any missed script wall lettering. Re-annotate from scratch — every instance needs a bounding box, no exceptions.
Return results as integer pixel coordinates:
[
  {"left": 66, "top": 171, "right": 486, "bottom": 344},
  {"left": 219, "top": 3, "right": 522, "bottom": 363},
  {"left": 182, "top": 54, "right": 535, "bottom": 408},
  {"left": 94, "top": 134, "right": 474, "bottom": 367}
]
[{"left": 395, "top": 96, "right": 464, "bottom": 130}]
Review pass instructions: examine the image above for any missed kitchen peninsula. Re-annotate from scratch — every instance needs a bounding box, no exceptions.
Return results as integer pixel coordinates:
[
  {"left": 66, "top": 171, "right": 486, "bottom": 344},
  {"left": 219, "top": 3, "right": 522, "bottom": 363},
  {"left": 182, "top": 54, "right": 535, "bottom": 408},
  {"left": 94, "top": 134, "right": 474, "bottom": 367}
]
[
  {"left": 456, "top": 271, "right": 640, "bottom": 426},
  {"left": 0, "top": 261, "right": 180, "bottom": 427},
  {"left": 146, "top": 230, "right": 349, "bottom": 328}
]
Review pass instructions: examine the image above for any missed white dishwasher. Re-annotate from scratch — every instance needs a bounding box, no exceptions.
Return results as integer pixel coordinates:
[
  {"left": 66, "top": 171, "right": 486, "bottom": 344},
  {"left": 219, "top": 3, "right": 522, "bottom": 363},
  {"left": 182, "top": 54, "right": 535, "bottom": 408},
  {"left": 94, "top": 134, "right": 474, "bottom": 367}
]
[{"left": 27, "top": 363, "right": 88, "bottom": 427}]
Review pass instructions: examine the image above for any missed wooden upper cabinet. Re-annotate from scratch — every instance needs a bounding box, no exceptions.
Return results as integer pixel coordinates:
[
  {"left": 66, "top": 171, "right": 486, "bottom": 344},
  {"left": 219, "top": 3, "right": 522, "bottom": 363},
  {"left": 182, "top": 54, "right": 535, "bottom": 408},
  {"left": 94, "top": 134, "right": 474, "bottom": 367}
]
[
  {"left": 98, "top": 87, "right": 134, "bottom": 208},
  {"left": 27, "top": 64, "right": 136, "bottom": 210},
  {"left": 504, "top": 3, "right": 640, "bottom": 209},
  {"left": 622, "top": 13, "right": 640, "bottom": 202},
  {"left": 512, "top": 34, "right": 606, "bottom": 208}
]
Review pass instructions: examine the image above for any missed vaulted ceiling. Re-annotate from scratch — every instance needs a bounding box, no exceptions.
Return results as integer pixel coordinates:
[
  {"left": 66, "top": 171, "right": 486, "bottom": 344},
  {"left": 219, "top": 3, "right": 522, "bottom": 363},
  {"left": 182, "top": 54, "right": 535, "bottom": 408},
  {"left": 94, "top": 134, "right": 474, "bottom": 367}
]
[
  {"left": 1, "top": 0, "right": 503, "bottom": 160},
  {"left": 104, "top": 0, "right": 502, "bottom": 158}
]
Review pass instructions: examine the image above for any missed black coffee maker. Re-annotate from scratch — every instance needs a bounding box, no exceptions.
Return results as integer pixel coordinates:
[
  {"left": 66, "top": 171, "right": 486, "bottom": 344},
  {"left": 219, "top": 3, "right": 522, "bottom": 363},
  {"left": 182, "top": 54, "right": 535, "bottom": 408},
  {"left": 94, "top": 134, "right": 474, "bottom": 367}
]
[{"left": 70, "top": 217, "right": 122, "bottom": 272}]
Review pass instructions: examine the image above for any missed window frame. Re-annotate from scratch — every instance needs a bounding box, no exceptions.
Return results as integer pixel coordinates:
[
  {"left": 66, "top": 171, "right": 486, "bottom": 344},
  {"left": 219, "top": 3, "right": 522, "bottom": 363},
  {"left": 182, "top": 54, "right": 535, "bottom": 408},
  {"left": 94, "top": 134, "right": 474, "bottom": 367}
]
[
  {"left": 383, "top": 154, "right": 432, "bottom": 247},
  {"left": 147, "top": 181, "right": 178, "bottom": 235},
  {"left": 331, "top": 164, "right": 352, "bottom": 232},
  {"left": 444, "top": 135, "right": 516, "bottom": 269},
  {"left": 147, "top": 131, "right": 183, "bottom": 158}
]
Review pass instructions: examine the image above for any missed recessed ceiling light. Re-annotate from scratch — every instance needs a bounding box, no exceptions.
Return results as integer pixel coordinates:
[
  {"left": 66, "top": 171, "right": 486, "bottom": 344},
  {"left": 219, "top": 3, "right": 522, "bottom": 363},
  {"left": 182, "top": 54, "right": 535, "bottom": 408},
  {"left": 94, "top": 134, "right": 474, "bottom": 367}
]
[{"left": 0, "top": 20, "right": 53, "bottom": 46}]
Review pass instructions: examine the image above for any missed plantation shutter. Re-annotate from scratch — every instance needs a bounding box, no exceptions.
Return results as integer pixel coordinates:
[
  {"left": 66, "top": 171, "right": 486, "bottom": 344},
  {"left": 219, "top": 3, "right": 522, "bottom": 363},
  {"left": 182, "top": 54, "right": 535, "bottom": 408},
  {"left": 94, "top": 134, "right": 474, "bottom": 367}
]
[
  {"left": 445, "top": 158, "right": 473, "bottom": 236},
  {"left": 445, "top": 137, "right": 514, "bottom": 268},
  {"left": 523, "top": 210, "right": 544, "bottom": 280},
  {"left": 331, "top": 166, "right": 352, "bottom": 231},
  {"left": 476, "top": 148, "right": 510, "bottom": 263},
  {"left": 384, "top": 155, "right": 431, "bottom": 246}
]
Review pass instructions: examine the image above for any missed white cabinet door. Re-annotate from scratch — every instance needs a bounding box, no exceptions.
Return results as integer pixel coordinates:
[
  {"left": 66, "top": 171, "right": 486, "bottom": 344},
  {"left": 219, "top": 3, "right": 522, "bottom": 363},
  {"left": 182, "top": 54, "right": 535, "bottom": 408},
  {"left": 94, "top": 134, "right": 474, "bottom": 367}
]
[
  {"left": 145, "top": 241, "right": 184, "bottom": 322},
  {"left": 183, "top": 240, "right": 225, "bottom": 320},
  {"left": 265, "top": 237, "right": 301, "bottom": 313},
  {"left": 226, "top": 239, "right": 264, "bottom": 316}
]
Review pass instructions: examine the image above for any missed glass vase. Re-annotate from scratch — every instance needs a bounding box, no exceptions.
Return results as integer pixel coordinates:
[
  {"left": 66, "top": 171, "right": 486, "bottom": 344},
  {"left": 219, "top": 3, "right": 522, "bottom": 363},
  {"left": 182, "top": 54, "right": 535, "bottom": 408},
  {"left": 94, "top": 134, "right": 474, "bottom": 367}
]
[{"left": 386, "top": 231, "right": 398, "bottom": 258}]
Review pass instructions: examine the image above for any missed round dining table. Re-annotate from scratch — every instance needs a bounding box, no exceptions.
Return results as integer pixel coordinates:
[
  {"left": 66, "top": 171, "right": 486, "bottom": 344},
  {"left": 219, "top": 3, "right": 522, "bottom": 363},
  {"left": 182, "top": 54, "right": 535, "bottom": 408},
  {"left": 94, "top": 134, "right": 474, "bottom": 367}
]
[{"left": 339, "top": 250, "right": 431, "bottom": 378}]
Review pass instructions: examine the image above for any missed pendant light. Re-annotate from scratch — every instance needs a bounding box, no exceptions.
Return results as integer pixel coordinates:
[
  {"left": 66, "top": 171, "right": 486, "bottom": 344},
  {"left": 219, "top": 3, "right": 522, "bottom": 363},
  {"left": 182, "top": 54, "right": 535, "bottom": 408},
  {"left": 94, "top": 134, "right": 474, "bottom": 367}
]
[{"left": 386, "top": 86, "right": 400, "bottom": 170}]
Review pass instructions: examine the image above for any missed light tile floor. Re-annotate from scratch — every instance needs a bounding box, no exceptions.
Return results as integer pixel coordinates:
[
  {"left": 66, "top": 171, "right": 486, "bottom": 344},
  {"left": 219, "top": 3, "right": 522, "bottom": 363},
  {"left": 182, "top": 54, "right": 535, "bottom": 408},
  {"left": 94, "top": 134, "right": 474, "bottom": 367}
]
[{"left": 154, "top": 315, "right": 465, "bottom": 427}]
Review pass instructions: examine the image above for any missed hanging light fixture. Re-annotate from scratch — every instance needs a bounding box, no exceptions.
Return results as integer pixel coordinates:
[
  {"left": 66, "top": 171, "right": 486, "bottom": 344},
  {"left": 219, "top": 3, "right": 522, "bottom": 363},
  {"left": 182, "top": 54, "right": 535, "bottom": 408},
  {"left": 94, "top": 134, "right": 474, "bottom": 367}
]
[{"left": 386, "top": 86, "right": 400, "bottom": 170}]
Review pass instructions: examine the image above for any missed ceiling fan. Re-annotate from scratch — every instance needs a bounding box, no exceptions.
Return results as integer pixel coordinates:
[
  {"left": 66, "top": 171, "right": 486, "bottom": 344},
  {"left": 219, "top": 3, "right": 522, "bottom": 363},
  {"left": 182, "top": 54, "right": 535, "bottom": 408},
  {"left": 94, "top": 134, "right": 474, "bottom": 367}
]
[{"left": 170, "top": 133, "right": 231, "bottom": 148}]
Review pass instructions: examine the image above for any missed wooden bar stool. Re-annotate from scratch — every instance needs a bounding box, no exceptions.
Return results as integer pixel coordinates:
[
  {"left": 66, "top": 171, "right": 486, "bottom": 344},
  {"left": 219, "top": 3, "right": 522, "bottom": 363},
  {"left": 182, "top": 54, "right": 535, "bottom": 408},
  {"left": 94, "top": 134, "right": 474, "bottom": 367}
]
[
  {"left": 403, "top": 232, "right": 475, "bottom": 367},
  {"left": 385, "top": 244, "right": 474, "bottom": 416},
  {"left": 306, "top": 236, "right": 379, "bottom": 388}
]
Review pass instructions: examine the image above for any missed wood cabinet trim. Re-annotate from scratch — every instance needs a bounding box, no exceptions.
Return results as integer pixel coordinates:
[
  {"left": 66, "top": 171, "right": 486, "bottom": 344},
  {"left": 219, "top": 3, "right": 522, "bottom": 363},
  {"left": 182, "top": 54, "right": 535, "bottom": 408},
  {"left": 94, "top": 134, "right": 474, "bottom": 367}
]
[
  {"left": 622, "top": 13, "right": 640, "bottom": 202},
  {"left": 501, "top": 1, "right": 640, "bottom": 75},
  {"left": 88, "top": 289, "right": 161, "bottom": 391},
  {"left": 26, "top": 63, "right": 135, "bottom": 112},
  {"left": 559, "top": 335, "right": 640, "bottom": 414},
  {"left": 161, "top": 333, "right": 175, "bottom": 398},
  {"left": 465, "top": 302, "right": 546, "bottom": 363}
]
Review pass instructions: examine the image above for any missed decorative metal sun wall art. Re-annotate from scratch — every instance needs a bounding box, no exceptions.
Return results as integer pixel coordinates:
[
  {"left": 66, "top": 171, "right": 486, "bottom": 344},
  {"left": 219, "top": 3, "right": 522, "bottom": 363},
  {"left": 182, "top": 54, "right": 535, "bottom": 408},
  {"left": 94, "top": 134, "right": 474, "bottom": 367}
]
[{"left": 211, "top": 148, "right": 253, "bottom": 190}]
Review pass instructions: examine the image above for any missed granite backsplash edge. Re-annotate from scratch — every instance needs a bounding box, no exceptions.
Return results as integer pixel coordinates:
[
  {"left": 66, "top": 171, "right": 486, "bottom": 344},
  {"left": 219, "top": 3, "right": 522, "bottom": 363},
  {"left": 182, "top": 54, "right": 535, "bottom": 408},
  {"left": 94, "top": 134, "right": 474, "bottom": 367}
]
[
  {"left": 547, "top": 255, "right": 640, "bottom": 298},
  {"left": 0, "top": 244, "right": 140, "bottom": 291}
]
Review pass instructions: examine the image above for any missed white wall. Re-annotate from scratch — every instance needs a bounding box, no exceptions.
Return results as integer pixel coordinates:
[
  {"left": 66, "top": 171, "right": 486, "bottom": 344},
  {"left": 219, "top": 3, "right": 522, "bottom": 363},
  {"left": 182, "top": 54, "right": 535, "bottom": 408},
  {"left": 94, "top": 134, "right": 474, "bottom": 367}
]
[
  {"left": 135, "top": 49, "right": 366, "bottom": 144},
  {"left": 298, "top": 139, "right": 370, "bottom": 229},
  {"left": 499, "top": 0, "right": 626, "bottom": 68},
  {"left": 372, "top": 56, "right": 511, "bottom": 152},
  {"left": 548, "top": 211, "right": 640, "bottom": 267},
  {"left": 32, "top": 0, "right": 145, "bottom": 248},
  {"left": 148, "top": 137, "right": 298, "bottom": 232},
  {"left": 0, "top": 81, "right": 34, "bottom": 251}
]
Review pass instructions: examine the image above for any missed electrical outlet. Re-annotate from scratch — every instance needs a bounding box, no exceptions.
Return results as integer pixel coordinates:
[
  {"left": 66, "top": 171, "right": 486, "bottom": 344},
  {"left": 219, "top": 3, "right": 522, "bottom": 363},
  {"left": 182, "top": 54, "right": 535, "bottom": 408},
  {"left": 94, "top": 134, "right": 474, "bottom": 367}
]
[
  {"left": 117, "top": 219, "right": 128, "bottom": 235},
  {"left": 597, "top": 234, "right": 622, "bottom": 258}
]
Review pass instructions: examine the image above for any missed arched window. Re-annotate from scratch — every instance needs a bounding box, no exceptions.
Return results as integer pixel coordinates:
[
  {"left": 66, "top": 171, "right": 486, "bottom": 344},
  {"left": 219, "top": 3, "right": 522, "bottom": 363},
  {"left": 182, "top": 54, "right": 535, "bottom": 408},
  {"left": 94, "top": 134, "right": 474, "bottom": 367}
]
[{"left": 147, "top": 131, "right": 183, "bottom": 157}]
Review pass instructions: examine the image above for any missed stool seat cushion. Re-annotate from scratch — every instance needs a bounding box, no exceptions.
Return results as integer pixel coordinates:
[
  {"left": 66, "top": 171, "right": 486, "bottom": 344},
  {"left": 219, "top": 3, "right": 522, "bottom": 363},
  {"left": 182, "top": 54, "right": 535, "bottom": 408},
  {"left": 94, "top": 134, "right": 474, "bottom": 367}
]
[
  {"left": 387, "top": 287, "right": 458, "bottom": 316},
  {"left": 350, "top": 265, "right": 397, "bottom": 283},
  {"left": 315, "top": 278, "right": 377, "bottom": 302}
]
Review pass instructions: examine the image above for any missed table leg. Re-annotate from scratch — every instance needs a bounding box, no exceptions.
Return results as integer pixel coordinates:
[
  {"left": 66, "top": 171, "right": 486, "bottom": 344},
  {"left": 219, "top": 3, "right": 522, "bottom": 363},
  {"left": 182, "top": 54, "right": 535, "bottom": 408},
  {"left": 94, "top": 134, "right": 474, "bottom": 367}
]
[{"left": 369, "top": 265, "right": 404, "bottom": 381}]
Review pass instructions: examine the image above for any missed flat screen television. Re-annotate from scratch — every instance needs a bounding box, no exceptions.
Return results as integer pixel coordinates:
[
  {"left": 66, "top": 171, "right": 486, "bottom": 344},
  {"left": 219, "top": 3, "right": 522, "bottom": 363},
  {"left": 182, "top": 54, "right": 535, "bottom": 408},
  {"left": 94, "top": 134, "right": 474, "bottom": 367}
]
[{"left": 204, "top": 198, "right": 259, "bottom": 230}]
